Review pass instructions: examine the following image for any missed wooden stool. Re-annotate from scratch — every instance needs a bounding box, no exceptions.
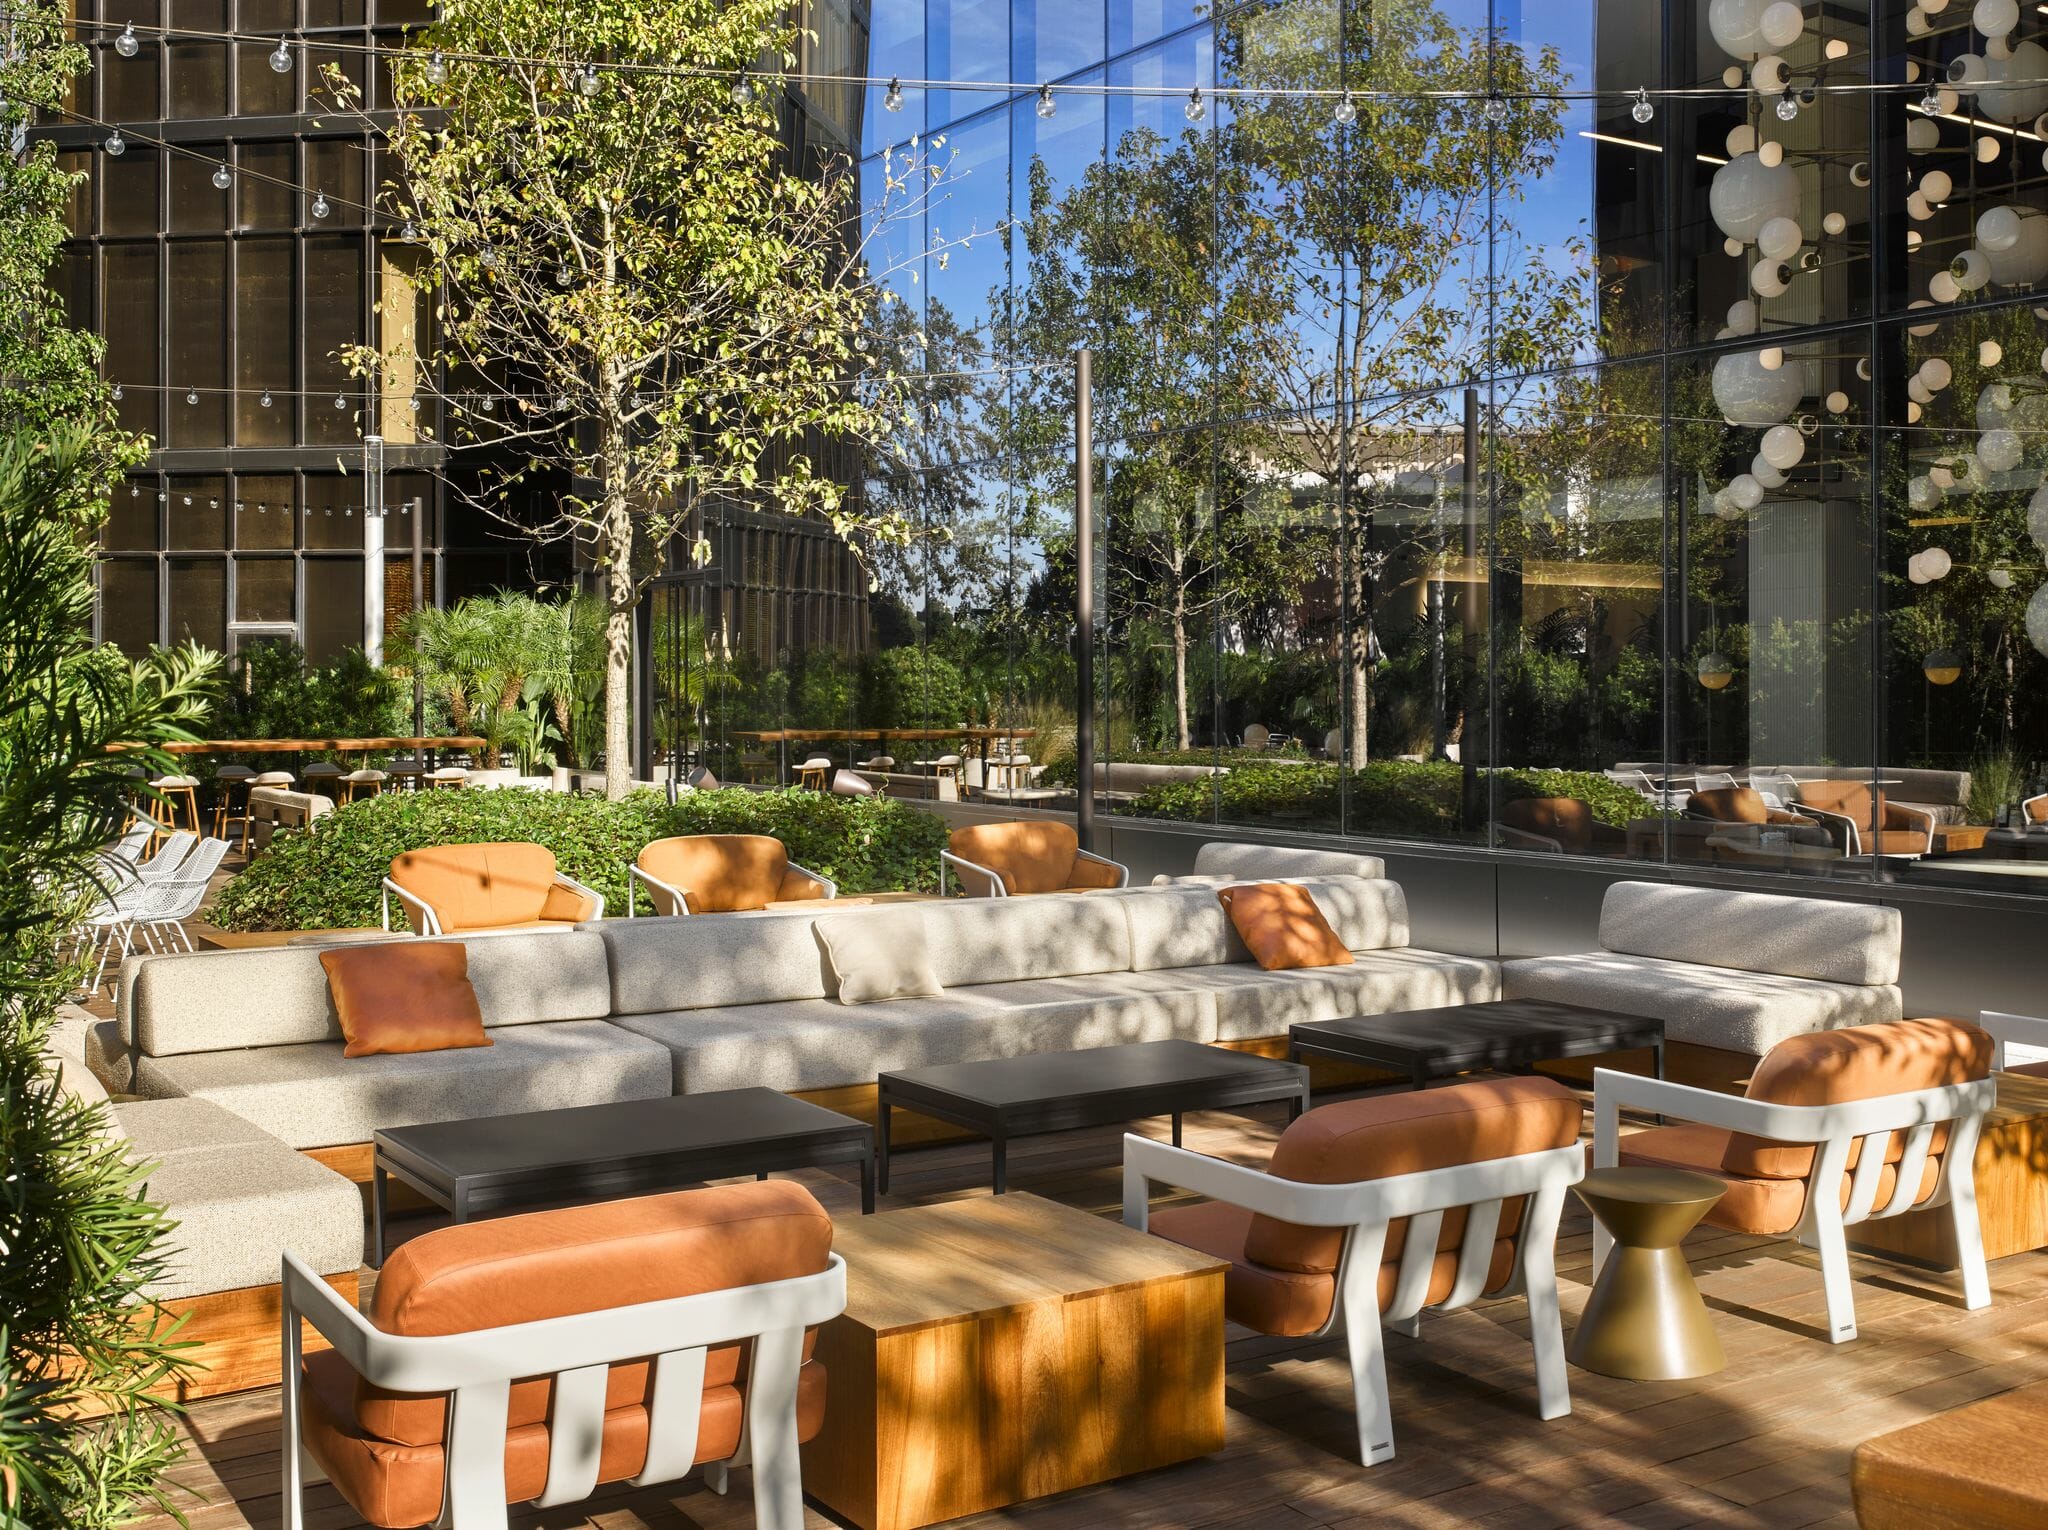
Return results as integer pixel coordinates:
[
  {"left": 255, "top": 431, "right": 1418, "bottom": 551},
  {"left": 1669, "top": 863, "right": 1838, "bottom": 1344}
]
[
  {"left": 211, "top": 764, "right": 256, "bottom": 839},
  {"left": 427, "top": 766, "right": 469, "bottom": 789},
  {"left": 1569, "top": 1166, "right": 1727, "bottom": 1380},
  {"left": 240, "top": 771, "right": 295, "bottom": 854},
  {"left": 385, "top": 758, "right": 425, "bottom": 792},
  {"left": 300, "top": 762, "right": 345, "bottom": 799},
  {"left": 148, "top": 773, "right": 202, "bottom": 850},
  {"left": 795, "top": 755, "right": 832, "bottom": 792},
  {"left": 340, "top": 768, "right": 387, "bottom": 803}
]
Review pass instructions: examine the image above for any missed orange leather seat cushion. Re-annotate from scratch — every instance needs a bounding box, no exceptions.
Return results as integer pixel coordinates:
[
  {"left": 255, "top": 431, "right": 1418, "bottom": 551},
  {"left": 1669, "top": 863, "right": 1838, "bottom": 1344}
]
[
  {"left": 345, "top": 1182, "right": 833, "bottom": 1448},
  {"left": 1149, "top": 1200, "right": 1517, "bottom": 1337},
  {"left": 1619, "top": 1123, "right": 1944, "bottom": 1237},
  {"left": 1689, "top": 786, "right": 1772, "bottom": 825},
  {"left": 299, "top": 1348, "right": 827, "bottom": 1530},
  {"left": 1501, "top": 796, "right": 1596, "bottom": 850},
  {"left": 1723, "top": 1019, "right": 1992, "bottom": 1180},
  {"left": 1218, "top": 883, "right": 1354, "bottom": 973},
  {"left": 1795, "top": 779, "right": 1881, "bottom": 831},
  {"left": 948, "top": 821, "right": 1081, "bottom": 895},
  {"left": 637, "top": 835, "right": 791, "bottom": 913},
  {"left": 388, "top": 842, "right": 560, "bottom": 932},
  {"left": 1244, "top": 1076, "right": 1583, "bottom": 1273},
  {"left": 318, "top": 942, "right": 489, "bottom": 1059}
]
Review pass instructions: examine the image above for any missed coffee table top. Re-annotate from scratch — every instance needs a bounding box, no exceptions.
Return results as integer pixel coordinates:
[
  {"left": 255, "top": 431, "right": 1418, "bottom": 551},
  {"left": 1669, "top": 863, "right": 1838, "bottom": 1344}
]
[
  {"left": 1291, "top": 998, "right": 1660, "bottom": 1062},
  {"left": 827, "top": 1192, "right": 1225, "bottom": 1334},
  {"left": 373, "top": 1088, "right": 866, "bottom": 1180},
  {"left": 879, "top": 1038, "right": 1301, "bottom": 1111}
]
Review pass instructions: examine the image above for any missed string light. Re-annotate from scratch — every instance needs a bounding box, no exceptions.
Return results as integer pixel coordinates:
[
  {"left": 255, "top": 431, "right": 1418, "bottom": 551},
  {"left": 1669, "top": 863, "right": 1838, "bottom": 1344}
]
[
  {"left": 310, "top": 190, "right": 330, "bottom": 219},
  {"left": 884, "top": 77, "right": 903, "bottom": 112},
  {"left": 424, "top": 49, "right": 448, "bottom": 85},
  {"left": 259, "top": 391, "right": 272, "bottom": 408},
  {"left": 267, "top": 37, "right": 291, "bottom": 75},
  {"left": 211, "top": 163, "right": 232, "bottom": 189},
  {"left": 730, "top": 71, "right": 752, "bottom": 107},
  {"left": 1632, "top": 87, "right": 1653, "bottom": 124},
  {"left": 575, "top": 65, "right": 602, "bottom": 97},
  {"left": 1333, "top": 90, "right": 1357, "bottom": 125},
  {"left": 184, "top": 389, "right": 198, "bottom": 405},
  {"left": 1036, "top": 85, "right": 1056, "bottom": 120},
  {"left": 1184, "top": 86, "right": 1205, "bottom": 122},
  {"left": 104, "top": 129, "right": 126, "bottom": 156},
  {"left": 111, "top": 384, "right": 123, "bottom": 401},
  {"left": 1776, "top": 90, "right": 1800, "bottom": 122},
  {"left": 114, "top": 22, "right": 139, "bottom": 57},
  {"left": 1483, "top": 93, "right": 1508, "bottom": 125}
]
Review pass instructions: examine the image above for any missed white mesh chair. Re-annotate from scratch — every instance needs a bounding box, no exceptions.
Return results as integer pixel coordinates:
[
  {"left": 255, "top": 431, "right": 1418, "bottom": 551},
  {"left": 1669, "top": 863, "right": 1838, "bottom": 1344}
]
[{"left": 133, "top": 834, "right": 229, "bottom": 954}]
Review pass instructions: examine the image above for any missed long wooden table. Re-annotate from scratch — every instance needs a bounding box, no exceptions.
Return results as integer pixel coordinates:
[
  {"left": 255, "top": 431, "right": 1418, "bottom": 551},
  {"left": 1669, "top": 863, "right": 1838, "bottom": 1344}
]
[
  {"left": 156, "top": 736, "right": 487, "bottom": 772},
  {"left": 732, "top": 726, "right": 1037, "bottom": 784}
]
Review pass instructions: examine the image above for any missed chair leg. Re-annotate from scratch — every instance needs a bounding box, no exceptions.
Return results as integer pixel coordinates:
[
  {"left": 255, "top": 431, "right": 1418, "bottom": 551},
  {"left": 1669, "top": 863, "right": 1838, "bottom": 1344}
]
[
  {"left": 1520, "top": 1238, "right": 1572, "bottom": 1422},
  {"left": 1949, "top": 1179, "right": 1992, "bottom": 1312},
  {"left": 743, "top": 1325, "right": 807, "bottom": 1530},
  {"left": 1339, "top": 1265, "right": 1398, "bottom": 1466},
  {"left": 1808, "top": 1207, "right": 1859, "bottom": 1344}
]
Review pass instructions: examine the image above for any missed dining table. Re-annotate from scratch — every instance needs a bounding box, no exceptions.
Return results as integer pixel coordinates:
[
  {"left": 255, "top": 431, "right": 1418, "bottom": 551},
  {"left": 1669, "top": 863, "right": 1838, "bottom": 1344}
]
[
  {"left": 731, "top": 726, "right": 1038, "bottom": 785},
  {"left": 155, "top": 736, "right": 488, "bottom": 774}
]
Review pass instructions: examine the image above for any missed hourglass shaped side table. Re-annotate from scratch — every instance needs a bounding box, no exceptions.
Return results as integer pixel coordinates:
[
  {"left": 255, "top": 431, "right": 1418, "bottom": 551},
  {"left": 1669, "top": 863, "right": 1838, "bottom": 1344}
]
[{"left": 1570, "top": 1166, "right": 1728, "bottom": 1380}]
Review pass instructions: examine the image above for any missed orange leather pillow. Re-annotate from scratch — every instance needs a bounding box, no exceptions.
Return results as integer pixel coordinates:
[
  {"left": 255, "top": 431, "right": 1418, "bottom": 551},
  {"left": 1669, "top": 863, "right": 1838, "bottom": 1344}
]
[
  {"left": 1218, "top": 883, "right": 1355, "bottom": 971},
  {"left": 319, "top": 941, "right": 491, "bottom": 1059}
]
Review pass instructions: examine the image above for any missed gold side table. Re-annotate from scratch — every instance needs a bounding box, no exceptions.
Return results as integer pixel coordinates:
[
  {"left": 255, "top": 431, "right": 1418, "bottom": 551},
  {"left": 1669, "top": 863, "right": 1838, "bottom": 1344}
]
[{"left": 1570, "top": 1166, "right": 1728, "bottom": 1380}]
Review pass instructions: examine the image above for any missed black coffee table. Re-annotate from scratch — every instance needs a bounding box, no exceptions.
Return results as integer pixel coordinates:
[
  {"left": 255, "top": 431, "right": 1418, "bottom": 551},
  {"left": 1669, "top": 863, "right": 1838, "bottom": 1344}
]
[
  {"left": 370, "top": 1088, "right": 873, "bottom": 1266},
  {"left": 876, "top": 1039, "right": 1309, "bottom": 1195},
  {"left": 1288, "top": 998, "right": 1664, "bottom": 1092}
]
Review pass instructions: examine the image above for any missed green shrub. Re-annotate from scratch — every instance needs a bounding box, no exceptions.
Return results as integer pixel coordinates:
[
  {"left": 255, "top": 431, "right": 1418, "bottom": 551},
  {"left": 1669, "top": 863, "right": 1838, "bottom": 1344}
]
[
  {"left": 207, "top": 785, "right": 952, "bottom": 931},
  {"left": 858, "top": 647, "right": 970, "bottom": 729}
]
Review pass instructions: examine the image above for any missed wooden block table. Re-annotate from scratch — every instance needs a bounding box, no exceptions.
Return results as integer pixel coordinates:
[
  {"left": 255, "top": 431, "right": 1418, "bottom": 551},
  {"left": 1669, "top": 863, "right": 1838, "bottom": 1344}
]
[
  {"left": 801, "top": 1192, "right": 1226, "bottom": 1530},
  {"left": 1852, "top": 1071, "right": 2048, "bottom": 1266}
]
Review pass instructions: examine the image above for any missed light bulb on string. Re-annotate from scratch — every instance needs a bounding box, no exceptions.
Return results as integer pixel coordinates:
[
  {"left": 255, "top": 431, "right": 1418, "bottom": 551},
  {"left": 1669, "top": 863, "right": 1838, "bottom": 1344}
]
[
  {"left": 1632, "top": 88, "right": 1653, "bottom": 124},
  {"left": 424, "top": 50, "right": 447, "bottom": 85},
  {"left": 185, "top": 389, "right": 198, "bottom": 405},
  {"left": 104, "top": 130, "right": 126, "bottom": 156},
  {"left": 1037, "top": 85, "right": 1056, "bottom": 119},
  {"left": 731, "top": 72, "right": 752, "bottom": 106},
  {"left": 557, "top": 262, "right": 571, "bottom": 285},
  {"left": 115, "top": 22, "right": 139, "bottom": 57},
  {"left": 1483, "top": 93, "right": 1509, "bottom": 125},
  {"left": 576, "top": 65, "right": 601, "bottom": 98},
  {"left": 111, "top": 383, "right": 123, "bottom": 401},
  {"left": 259, "top": 390, "right": 272, "bottom": 408},
  {"left": 310, "top": 190, "right": 330, "bottom": 219},
  {"left": 1922, "top": 83, "right": 1942, "bottom": 113},
  {"left": 334, "top": 395, "right": 347, "bottom": 410},
  {"left": 400, "top": 218, "right": 418, "bottom": 240},
  {"left": 1185, "top": 86, "right": 1206, "bottom": 122},
  {"left": 212, "top": 163, "right": 231, "bottom": 190},
  {"left": 1334, "top": 90, "right": 1357, "bottom": 125},
  {"left": 1776, "top": 90, "right": 1799, "bottom": 121},
  {"left": 268, "top": 37, "right": 291, "bottom": 74},
  {"left": 884, "top": 77, "right": 903, "bottom": 112}
]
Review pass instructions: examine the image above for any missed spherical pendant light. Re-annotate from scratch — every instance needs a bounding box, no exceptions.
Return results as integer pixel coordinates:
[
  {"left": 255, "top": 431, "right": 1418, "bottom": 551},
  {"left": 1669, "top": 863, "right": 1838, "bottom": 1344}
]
[
  {"left": 1758, "top": 215, "right": 1803, "bottom": 261},
  {"left": 1908, "top": 475, "right": 1943, "bottom": 510},
  {"left": 1976, "top": 0, "right": 2022, "bottom": 39},
  {"left": 1760, "top": 1, "right": 1805, "bottom": 48},
  {"left": 1976, "top": 39, "right": 2048, "bottom": 123},
  {"left": 1752, "top": 260, "right": 1792, "bottom": 297},
  {"left": 1712, "top": 348, "right": 1805, "bottom": 426},
  {"left": 1698, "top": 653, "right": 1736, "bottom": 690},
  {"left": 1752, "top": 454, "right": 1789, "bottom": 488},
  {"left": 2027, "top": 586, "right": 2048, "bottom": 656},
  {"left": 2028, "top": 482, "right": 2048, "bottom": 549},
  {"left": 115, "top": 22, "right": 139, "bottom": 57},
  {"left": 1922, "top": 648, "right": 1963, "bottom": 685},
  {"left": 1710, "top": 152, "right": 1801, "bottom": 244},
  {"left": 1980, "top": 427, "right": 2025, "bottom": 473},
  {"left": 1761, "top": 423, "right": 1806, "bottom": 469},
  {"left": 1709, "top": 0, "right": 1774, "bottom": 59}
]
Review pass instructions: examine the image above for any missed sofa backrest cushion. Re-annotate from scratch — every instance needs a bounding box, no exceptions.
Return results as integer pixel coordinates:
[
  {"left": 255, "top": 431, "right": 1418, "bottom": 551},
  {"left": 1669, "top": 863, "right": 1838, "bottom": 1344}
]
[
  {"left": 1119, "top": 876, "right": 1409, "bottom": 971},
  {"left": 1597, "top": 880, "right": 1901, "bottom": 987},
  {"left": 636, "top": 834, "right": 790, "bottom": 914},
  {"left": 1245, "top": 1076, "right": 1582, "bottom": 1274},
  {"left": 358, "top": 1181, "right": 833, "bottom": 1445},
  {"left": 1724, "top": 1017, "right": 1993, "bottom": 1179},
  {"left": 597, "top": 912, "right": 832, "bottom": 1015},
  {"left": 1689, "top": 786, "right": 1771, "bottom": 825},
  {"left": 1188, "top": 842, "right": 1388, "bottom": 881},
  {"left": 1884, "top": 767, "right": 1969, "bottom": 809},
  {"left": 123, "top": 930, "right": 613, "bottom": 1056},
  {"left": 918, "top": 894, "right": 1132, "bottom": 988},
  {"left": 388, "top": 842, "right": 557, "bottom": 931},
  {"left": 948, "top": 821, "right": 1079, "bottom": 895},
  {"left": 1791, "top": 780, "right": 1882, "bottom": 833}
]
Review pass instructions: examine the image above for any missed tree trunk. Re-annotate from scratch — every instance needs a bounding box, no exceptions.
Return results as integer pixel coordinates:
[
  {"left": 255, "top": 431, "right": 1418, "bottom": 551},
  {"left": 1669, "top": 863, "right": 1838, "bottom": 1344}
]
[
  {"left": 1347, "top": 519, "right": 1372, "bottom": 766},
  {"left": 603, "top": 489, "right": 635, "bottom": 802},
  {"left": 1172, "top": 592, "right": 1191, "bottom": 753}
]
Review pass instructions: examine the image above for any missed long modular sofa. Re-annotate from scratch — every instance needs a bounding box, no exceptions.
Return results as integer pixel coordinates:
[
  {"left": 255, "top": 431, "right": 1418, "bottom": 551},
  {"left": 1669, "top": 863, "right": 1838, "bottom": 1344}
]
[{"left": 86, "top": 867, "right": 1500, "bottom": 1153}]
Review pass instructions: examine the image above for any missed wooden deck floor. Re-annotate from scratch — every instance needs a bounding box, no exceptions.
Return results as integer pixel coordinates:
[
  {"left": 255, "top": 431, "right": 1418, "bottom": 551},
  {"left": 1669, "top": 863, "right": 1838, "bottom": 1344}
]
[{"left": 132, "top": 1095, "right": 2048, "bottom": 1530}]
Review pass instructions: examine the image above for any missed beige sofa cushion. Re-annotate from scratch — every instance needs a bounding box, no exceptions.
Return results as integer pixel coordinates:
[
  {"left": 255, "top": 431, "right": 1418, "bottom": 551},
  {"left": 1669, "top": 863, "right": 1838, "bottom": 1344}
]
[
  {"left": 815, "top": 908, "right": 943, "bottom": 1005},
  {"left": 121, "top": 931, "right": 614, "bottom": 1057},
  {"left": 1596, "top": 880, "right": 1900, "bottom": 987},
  {"left": 132, "top": 1019, "right": 672, "bottom": 1150},
  {"left": 1167, "top": 949, "right": 1502, "bottom": 1043},
  {"left": 1501, "top": 952, "right": 1902, "bottom": 1055},
  {"left": 596, "top": 911, "right": 832, "bottom": 1015},
  {"left": 609, "top": 972, "right": 1216, "bottom": 1094},
  {"left": 1116, "top": 878, "right": 1410, "bottom": 972},
  {"left": 117, "top": 1097, "right": 362, "bottom": 1298},
  {"left": 1179, "top": 842, "right": 1388, "bottom": 882},
  {"left": 917, "top": 896, "right": 1133, "bottom": 989}
]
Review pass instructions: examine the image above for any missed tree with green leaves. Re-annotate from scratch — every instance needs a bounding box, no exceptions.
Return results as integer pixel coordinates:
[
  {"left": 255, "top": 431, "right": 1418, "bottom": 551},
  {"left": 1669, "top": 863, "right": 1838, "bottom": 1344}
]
[
  {"left": 1218, "top": 0, "right": 1590, "bottom": 761},
  {"left": 333, "top": 0, "right": 935, "bottom": 797}
]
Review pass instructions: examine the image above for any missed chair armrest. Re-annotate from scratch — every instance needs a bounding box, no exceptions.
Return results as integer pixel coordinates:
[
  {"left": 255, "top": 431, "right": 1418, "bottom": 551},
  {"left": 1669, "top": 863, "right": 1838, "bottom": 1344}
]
[
  {"left": 1494, "top": 823, "right": 1564, "bottom": 853},
  {"left": 781, "top": 863, "right": 838, "bottom": 900},
  {"left": 2024, "top": 792, "right": 2048, "bottom": 825},
  {"left": 1885, "top": 801, "right": 1936, "bottom": 851},
  {"left": 1068, "top": 850, "right": 1128, "bottom": 889},
  {"left": 627, "top": 862, "right": 689, "bottom": 917},
  {"left": 940, "top": 849, "right": 1006, "bottom": 898},
  {"left": 381, "top": 878, "right": 441, "bottom": 936},
  {"left": 1979, "top": 1010, "right": 2048, "bottom": 1072},
  {"left": 548, "top": 871, "right": 605, "bottom": 923},
  {"left": 1793, "top": 804, "right": 1861, "bottom": 855}
]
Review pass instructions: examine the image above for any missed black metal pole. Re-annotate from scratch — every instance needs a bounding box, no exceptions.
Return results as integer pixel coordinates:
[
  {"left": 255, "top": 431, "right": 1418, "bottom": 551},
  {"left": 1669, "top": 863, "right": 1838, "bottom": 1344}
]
[
  {"left": 410, "top": 497, "right": 425, "bottom": 741},
  {"left": 1075, "top": 347, "right": 1095, "bottom": 854},
  {"left": 634, "top": 594, "right": 655, "bottom": 785},
  {"left": 1460, "top": 386, "right": 1481, "bottom": 828}
]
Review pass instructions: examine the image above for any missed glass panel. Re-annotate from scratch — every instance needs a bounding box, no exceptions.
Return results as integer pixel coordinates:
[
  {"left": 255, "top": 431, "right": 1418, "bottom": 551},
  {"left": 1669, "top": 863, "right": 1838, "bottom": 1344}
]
[
  {"left": 168, "top": 557, "right": 227, "bottom": 650},
  {"left": 103, "top": 244, "right": 159, "bottom": 438},
  {"left": 304, "top": 237, "right": 364, "bottom": 445},
  {"left": 236, "top": 0, "right": 297, "bottom": 117},
  {"left": 99, "top": 560, "right": 159, "bottom": 655},
  {"left": 302, "top": 473, "right": 361, "bottom": 550},
  {"left": 304, "top": 140, "right": 367, "bottom": 224},
  {"left": 166, "top": 242, "right": 229, "bottom": 446},
  {"left": 234, "top": 557, "right": 295, "bottom": 624},
  {"left": 1015, "top": 0, "right": 1104, "bottom": 89},
  {"left": 103, "top": 480, "right": 160, "bottom": 553},
  {"left": 927, "top": 0, "right": 1008, "bottom": 128},
  {"left": 864, "top": 0, "right": 923, "bottom": 149},
  {"left": 101, "top": 149, "right": 159, "bottom": 236},
  {"left": 234, "top": 474, "right": 295, "bottom": 549},
  {"left": 167, "top": 0, "right": 230, "bottom": 118},
  {"left": 99, "top": 0, "right": 162, "bottom": 122},
  {"left": 236, "top": 238, "right": 294, "bottom": 445},
  {"left": 168, "top": 145, "right": 231, "bottom": 232},
  {"left": 302, "top": 558, "right": 364, "bottom": 664},
  {"left": 237, "top": 142, "right": 293, "bottom": 227},
  {"left": 167, "top": 476, "right": 229, "bottom": 550},
  {"left": 1108, "top": 0, "right": 1199, "bottom": 58}
]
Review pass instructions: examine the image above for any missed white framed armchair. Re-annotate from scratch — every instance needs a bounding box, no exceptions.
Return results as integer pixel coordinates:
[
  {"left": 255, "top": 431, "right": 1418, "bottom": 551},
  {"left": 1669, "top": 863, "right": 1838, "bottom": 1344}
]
[
  {"left": 625, "top": 834, "right": 835, "bottom": 916},
  {"left": 1592, "top": 1017, "right": 1996, "bottom": 1345},
  {"left": 940, "top": 821, "right": 1128, "bottom": 897},
  {"left": 1123, "top": 1077, "right": 1583, "bottom": 1466},
  {"left": 381, "top": 842, "right": 604, "bottom": 935},
  {"left": 282, "top": 1183, "right": 846, "bottom": 1530}
]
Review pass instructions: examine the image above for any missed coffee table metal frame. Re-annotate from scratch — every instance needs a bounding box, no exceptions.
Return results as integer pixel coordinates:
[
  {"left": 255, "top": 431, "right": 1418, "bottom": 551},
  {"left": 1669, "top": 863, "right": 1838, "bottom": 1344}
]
[
  {"left": 876, "top": 1039, "right": 1309, "bottom": 1195},
  {"left": 371, "top": 1087, "right": 874, "bottom": 1266},
  {"left": 1287, "top": 997, "right": 1665, "bottom": 1093}
]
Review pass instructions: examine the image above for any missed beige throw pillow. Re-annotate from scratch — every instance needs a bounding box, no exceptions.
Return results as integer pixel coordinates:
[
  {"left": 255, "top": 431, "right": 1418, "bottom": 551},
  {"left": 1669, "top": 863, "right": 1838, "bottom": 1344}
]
[{"left": 815, "top": 908, "right": 945, "bottom": 1005}]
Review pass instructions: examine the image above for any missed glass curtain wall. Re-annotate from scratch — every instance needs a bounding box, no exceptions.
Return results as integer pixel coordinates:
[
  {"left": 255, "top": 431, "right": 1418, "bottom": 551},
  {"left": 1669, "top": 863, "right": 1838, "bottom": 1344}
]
[{"left": 850, "top": 0, "right": 2048, "bottom": 898}]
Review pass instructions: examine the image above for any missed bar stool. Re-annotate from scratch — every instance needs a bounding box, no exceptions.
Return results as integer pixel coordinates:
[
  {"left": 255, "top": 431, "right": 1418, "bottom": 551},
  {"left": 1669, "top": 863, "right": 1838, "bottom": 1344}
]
[
  {"left": 211, "top": 764, "right": 256, "bottom": 840},
  {"left": 240, "top": 770, "right": 295, "bottom": 855},
  {"left": 339, "top": 767, "right": 387, "bottom": 803},
  {"left": 119, "top": 765, "right": 151, "bottom": 836},
  {"left": 427, "top": 765, "right": 469, "bottom": 789},
  {"left": 147, "top": 772, "right": 202, "bottom": 850},
  {"left": 300, "top": 762, "right": 345, "bottom": 799},
  {"left": 795, "top": 755, "right": 833, "bottom": 791},
  {"left": 385, "top": 757, "right": 425, "bottom": 793}
]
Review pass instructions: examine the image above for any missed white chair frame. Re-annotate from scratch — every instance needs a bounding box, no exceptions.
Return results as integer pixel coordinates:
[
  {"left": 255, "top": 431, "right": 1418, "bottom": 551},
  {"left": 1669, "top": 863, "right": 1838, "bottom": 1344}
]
[
  {"left": 939, "top": 847, "right": 1129, "bottom": 898},
  {"left": 1977, "top": 1010, "right": 2048, "bottom": 1073},
  {"left": 281, "top": 1250, "right": 846, "bottom": 1530},
  {"left": 1122, "top": 1135, "right": 1581, "bottom": 1466},
  {"left": 381, "top": 871, "right": 607, "bottom": 935},
  {"left": 2021, "top": 791, "right": 2048, "bottom": 827},
  {"left": 1591, "top": 1068, "right": 1995, "bottom": 1344},
  {"left": 1793, "top": 798, "right": 1936, "bottom": 858},
  {"left": 624, "top": 860, "right": 836, "bottom": 917}
]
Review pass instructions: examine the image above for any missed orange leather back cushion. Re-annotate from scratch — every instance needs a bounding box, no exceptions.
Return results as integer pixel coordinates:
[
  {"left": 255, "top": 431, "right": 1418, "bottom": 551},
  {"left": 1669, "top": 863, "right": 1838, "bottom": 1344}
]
[
  {"left": 1245, "top": 1076, "right": 1583, "bottom": 1273},
  {"left": 318, "top": 941, "right": 489, "bottom": 1059},
  {"left": 388, "top": 842, "right": 558, "bottom": 931},
  {"left": 1501, "top": 796, "right": 1594, "bottom": 849},
  {"left": 637, "top": 835, "right": 790, "bottom": 913},
  {"left": 1723, "top": 1018, "right": 1993, "bottom": 1179},
  {"left": 1794, "top": 780, "right": 1880, "bottom": 832},
  {"left": 1691, "top": 786, "right": 1771, "bottom": 824},
  {"left": 1219, "top": 883, "right": 1354, "bottom": 971},
  {"left": 948, "top": 822, "right": 1079, "bottom": 895},
  {"left": 356, "top": 1181, "right": 834, "bottom": 1446}
]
